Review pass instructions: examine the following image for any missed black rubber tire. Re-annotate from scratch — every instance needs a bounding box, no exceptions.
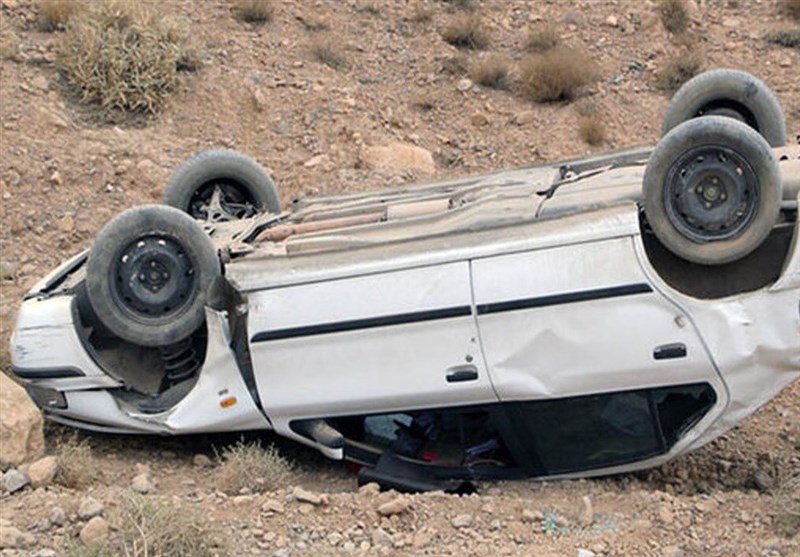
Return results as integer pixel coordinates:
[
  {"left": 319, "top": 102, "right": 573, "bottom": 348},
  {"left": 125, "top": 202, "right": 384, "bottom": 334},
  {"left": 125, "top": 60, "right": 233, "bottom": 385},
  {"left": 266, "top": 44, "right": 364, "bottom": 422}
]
[
  {"left": 163, "top": 149, "right": 280, "bottom": 221},
  {"left": 661, "top": 69, "right": 786, "bottom": 147},
  {"left": 85, "top": 205, "right": 221, "bottom": 347},
  {"left": 644, "top": 116, "right": 782, "bottom": 265}
]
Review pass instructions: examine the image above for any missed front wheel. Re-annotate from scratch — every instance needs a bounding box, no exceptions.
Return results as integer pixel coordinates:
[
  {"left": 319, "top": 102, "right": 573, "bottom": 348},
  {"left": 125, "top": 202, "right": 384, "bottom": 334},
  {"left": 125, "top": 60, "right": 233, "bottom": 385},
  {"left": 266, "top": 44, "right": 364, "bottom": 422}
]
[
  {"left": 85, "top": 205, "right": 221, "bottom": 346},
  {"left": 643, "top": 116, "right": 782, "bottom": 265}
]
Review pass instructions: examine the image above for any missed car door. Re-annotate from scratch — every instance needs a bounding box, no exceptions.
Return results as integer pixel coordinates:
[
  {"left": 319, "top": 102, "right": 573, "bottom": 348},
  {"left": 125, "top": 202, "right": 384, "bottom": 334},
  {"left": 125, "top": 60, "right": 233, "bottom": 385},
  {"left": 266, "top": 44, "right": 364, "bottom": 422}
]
[
  {"left": 471, "top": 234, "right": 727, "bottom": 474},
  {"left": 247, "top": 261, "right": 497, "bottom": 423}
]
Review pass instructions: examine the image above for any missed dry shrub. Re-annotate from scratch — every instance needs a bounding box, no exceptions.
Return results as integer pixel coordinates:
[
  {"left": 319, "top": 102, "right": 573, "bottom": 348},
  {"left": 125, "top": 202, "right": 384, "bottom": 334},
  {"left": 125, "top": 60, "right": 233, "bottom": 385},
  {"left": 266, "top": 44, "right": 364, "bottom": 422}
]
[
  {"left": 55, "top": 433, "right": 99, "bottom": 489},
  {"left": 525, "top": 27, "right": 560, "bottom": 52},
  {"left": 309, "top": 35, "right": 348, "bottom": 69},
  {"left": 117, "top": 494, "right": 225, "bottom": 557},
  {"left": 774, "top": 474, "right": 800, "bottom": 535},
  {"left": 470, "top": 53, "right": 512, "bottom": 89},
  {"left": 780, "top": 0, "right": 800, "bottom": 20},
  {"left": 519, "top": 47, "right": 598, "bottom": 103},
  {"left": 441, "top": 13, "right": 490, "bottom": 50},
  {"left": 38, "top": 0, "right": 80, "bottom": 32},
  {"left": 231, "top": 0, "right": 274, "bottom": 24},
  {"left": 442, "top": 0, "right": 475, "bottom": 11},
  {"left": 578, "top": 115, "right": 606, "bottom": 145},
  {"left": 656, "top": 51, "right": 703, "bottom": 92},
  {"left": 766, "top": 29, "right": 800, "bottom": 50},
  {"left": 441, "top": 53, "right": 469, "bottom": 75},
  {"left": 411, "top": 3, "right": 435, "bottom": 23},
  {"left": 57, "top": 0, "right": 197, "bottom": 114},
  {"left": 215, "top": 439, "right": 294, "bottom": 494},
  {"left": 659, "top": 0, "right": 690, "bottom": 34}
]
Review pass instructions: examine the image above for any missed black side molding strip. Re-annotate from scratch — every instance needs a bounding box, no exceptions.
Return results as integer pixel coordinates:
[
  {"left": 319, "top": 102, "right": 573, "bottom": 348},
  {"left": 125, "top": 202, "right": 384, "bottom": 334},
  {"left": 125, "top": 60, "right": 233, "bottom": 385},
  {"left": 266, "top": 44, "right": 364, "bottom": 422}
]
[
  {"left": 476, "top": 283, "right": 653, "bottom": 315},
  {"left": 12, "top": 366, "right": 85, "bottom": 379},
  {"left": 252, "top": 306, "right": 472, "bottom": 343}
]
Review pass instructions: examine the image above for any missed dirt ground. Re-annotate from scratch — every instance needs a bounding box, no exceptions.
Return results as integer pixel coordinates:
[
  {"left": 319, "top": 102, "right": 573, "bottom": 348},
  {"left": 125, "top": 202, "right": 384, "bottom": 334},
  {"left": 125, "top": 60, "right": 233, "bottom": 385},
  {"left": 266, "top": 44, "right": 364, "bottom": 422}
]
[{"left": 1, "top": 0, "right": 799, "bottom": 555}]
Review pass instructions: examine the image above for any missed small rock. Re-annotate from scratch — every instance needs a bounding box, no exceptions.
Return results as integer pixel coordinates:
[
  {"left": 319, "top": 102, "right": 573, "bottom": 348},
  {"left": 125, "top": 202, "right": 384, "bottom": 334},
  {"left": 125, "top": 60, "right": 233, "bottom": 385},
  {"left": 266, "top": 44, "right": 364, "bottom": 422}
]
[
  {"left": 753, "top": 468, "right": 774, "bottom": 491},
  {"left": 34, "top": 550, "right": 57, "bottom": 557},
  {"left": 303, "top": 154, "right": 329, "bottom": 168},
  {"left": 233, "top": 495, "right": 254, "bottom": 505},
  {"left": 49, "top": 507, "right": 66, "bottom": 527},
  {"left": 49, "top": 171, "right": 62, "bottom": 186},
  {"left": 605, "top": 15, "right": 619, "bottom": 27},
  {"left": 471, "top": 112, "right": 489, "bottom": 127},
  {"left": 0, "top": 524, "right": 35, "bottom": 549},
  {"left": 377, "top": 496, "right": 412, "bottom": 516},
  {"left": 371, "top": 527, "right": 394, "bottom": 548},
  {"left": 577, "top": 550, "right": 596, "bottom": 557},
  {"left": 521, "top": 509, "right": 543, "bottom": 523},
  {"left": 722, "top": 18, "right": 740, "bottom": 28},
  {"left": 513, "top": 110, "right": 536, "bottom": 126},
  {"left": 3, "top": 469, "right": 29, "bottom": 493},
  {"left": 77, "top": 497, "right": 104, "bottom": 520},
  {"left": 31, "top": 75, "right": 49, "bottom": 91},
  {"left": 657, "top": 503, "right": 674, "bottom": 525},
  {"left": 292, "top": 486, "right": 326, "bottom": 505},
  {"left": 0, "top": 260, "right": 16, "bottom": 281},
  {"left": 131, "top": 473, "right": 153, "bottom": 494},
  {"left": 79, "top": 517, "right": 108, "bottom": 546},
  {"left": 261, "top": 499, "right": 285, "bottom": 514},
  {"left": 57, "top": 215, "right": 74, "bottom": 233},
  {"left": 451, "top": 514, "right": 473, "bottom": 529},
  {"left": 361, "top": 142, "right": 436, "bottom": 174},
  {"left": 27, "top": 456, "right": 58, "bottom": 488},
  {"left": 358, "top": 482, "right": 380, "bottom": 496},
  {"left": 579, "top": 495, "right": 594, "bottom": 527},
  {"left": 327, "top": 531, "right": 343, "bottom": 546},
  {"left": 456, "top": 78, "right": 473, "bottom": 92},
  {"left": 661, "top": 545, "right": 685, "bottom": 557},
  {"left": 192, "top": 454, "right": 212, "bottom": 467},
  {"left": 252, "top": 87, "right": 268, "bottom": 112}
]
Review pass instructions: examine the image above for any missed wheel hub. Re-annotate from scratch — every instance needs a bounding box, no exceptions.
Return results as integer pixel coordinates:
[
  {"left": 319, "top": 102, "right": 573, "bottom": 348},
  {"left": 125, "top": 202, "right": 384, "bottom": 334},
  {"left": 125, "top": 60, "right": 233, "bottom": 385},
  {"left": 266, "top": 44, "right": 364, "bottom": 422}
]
[
  {"left": 190, "top": 181, "right": 259, "bottom": 222},
  {"left": 113, "top": 235, "right": 196, "bottom": 319},
  {"left": 663, "top": 144, "right": 759, "bottom": 242}
]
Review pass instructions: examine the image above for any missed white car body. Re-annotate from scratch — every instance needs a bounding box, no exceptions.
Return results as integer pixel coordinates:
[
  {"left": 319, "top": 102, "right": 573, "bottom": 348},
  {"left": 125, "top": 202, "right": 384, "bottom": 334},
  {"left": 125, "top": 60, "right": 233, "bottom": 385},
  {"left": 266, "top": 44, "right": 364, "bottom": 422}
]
[{"left": 10, "top": 144, "right": 800, "bottom": 484}]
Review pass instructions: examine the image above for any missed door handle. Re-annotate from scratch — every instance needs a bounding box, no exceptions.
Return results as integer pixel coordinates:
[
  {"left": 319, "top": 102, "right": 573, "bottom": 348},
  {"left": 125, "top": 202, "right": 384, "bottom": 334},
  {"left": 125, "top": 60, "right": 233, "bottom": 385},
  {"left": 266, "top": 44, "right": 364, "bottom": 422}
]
[
  {"left": 446, "top": 364, "right": 479, "bottom": 383},
  {"left": 653, "top": 342, "right": 687, "bottom": 360}
]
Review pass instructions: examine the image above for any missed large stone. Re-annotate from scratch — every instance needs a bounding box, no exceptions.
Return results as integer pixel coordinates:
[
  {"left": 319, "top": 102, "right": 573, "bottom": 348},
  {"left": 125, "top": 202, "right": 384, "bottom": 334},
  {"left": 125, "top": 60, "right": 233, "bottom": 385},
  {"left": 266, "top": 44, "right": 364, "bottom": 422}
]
[
  {"left": 27, "top": 456, "right": 58, "bottom": 488},
  {"left": 0, "top": 373, "right": 44, "bottom": 470},
  {"left": 79, "top": 517, "right": 108, "bottom": 546},
  {"left": 3, "top": 469, "right": 29, "bottom": 493},
  {"left": 361, "top": 142, "right": 436, "bottom": 174}
]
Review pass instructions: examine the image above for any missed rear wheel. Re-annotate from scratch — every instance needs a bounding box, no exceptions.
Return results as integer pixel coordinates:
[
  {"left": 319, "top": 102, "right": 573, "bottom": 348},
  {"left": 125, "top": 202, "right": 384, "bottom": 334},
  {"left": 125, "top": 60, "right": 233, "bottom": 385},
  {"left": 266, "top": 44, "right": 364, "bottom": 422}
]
[
  {"left": 85, "top": 205, "right": 221, "bottom": 346},
  {"left": 644, "top": 116, "right": 782, "bottom": 265},
  {"left": 163, "top": 149, "right": 280, "bottom": 221},
  {"left": 661, "top": 69, "right": 786, "bottom": 147}
]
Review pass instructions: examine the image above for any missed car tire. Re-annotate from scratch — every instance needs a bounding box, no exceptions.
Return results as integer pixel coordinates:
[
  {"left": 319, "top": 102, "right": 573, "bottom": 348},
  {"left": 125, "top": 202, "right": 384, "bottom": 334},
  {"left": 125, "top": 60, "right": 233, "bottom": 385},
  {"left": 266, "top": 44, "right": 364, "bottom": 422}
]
[
  {"left": 85, "top": 205, "right": 221, "bottom": 346},
  {"left": 163, "top": 149, "right": 280, "bottom": 221},
  {"left": 661, "top": 69, "right": 786, "bottom": 147},
  {"left": 644, "top": 116, "right": 782, "bottom": 265}
]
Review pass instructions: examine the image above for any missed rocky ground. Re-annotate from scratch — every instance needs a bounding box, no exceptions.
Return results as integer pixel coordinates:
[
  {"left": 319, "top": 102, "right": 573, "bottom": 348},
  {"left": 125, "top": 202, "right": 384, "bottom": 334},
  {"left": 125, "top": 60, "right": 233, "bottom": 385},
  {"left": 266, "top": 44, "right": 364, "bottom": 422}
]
[{"left": 1, "top": 0, "right": 799, "bottom": 555}]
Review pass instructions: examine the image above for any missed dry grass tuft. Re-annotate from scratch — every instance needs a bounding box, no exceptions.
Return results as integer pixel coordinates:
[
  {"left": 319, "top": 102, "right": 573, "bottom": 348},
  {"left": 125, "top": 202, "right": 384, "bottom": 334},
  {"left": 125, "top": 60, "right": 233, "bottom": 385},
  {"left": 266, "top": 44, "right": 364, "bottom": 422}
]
[
  {"left": 231, "top": 0, "right": 274, "bottom": 24},
  {"left": 766, "top": 29, "right": 800, "bottom": 50},
  {"left": 410, "top": 3, "right": 435, "bottom": 23},
  {"left": 656, "top": 50, "right": 704, "bottom": 92},
  {"left": 780, "top": 0, "right": 800, "bottom": 20},
  {"left": 57, "top": 0, "right": 197, "bottom": 114},
  {"left": 441, "top": 13, "right": 490, "bottom": 50},
  {"left": 55, "top": 433, "right": 99, "bottom": 489},
  {"left": 578, "top": 115, "right": 606, "bottom": 146},
  {"left": 441, "top": 53, "right": 469, "bottom": 75},
  {"left": 470, "top": 53, "right": 512, "bottom": 89},
  {"left": 659, "top": 0, "right": 690, "bottom": 34},
  {"left": 774, "top": 473, "right": 800, "bottom": 535},
  {"left": 309, "top": 35, "right": 348, "bottom": 69},
  {"left": 215, "top": 439, "right": 295, "bottom": 494},
  {"left": 38, "top": 0, "right": 80, "bottom": 32},
  {"left": 525, "top": 27, "right": 560, "bottom": 53},
  {"left": 519, "top": 47, "right": 598, "bottom": 103},
  {"left": 117, "top": 494, "right": 225, "bottom": 556}
]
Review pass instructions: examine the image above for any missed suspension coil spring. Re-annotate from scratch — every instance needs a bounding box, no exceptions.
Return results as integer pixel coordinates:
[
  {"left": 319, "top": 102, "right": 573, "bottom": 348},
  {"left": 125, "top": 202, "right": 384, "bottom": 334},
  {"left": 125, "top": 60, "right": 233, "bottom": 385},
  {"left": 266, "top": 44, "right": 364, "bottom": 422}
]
[{"left": 159, "top": 337, "right": 201, "bottom": 385}]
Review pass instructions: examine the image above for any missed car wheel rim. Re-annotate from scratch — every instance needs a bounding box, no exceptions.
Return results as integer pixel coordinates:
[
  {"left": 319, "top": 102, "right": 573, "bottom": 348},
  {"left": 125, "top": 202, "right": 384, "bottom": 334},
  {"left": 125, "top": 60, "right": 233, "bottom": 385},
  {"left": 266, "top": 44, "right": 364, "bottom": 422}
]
[
  {"left": 663, "top": 144, "right": 760, "bottom": 242},
  {"left": 112, "top": 235, "right": 196, "bottom": 320},
  {"left": 188, "top": 181, "right": 259, "bottom": 221}
]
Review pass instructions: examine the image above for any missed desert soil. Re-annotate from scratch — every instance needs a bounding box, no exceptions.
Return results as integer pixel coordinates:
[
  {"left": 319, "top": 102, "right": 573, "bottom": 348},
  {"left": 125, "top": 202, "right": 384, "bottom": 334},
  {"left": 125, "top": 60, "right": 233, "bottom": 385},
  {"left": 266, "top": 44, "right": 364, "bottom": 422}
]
[{"left": 1, "top": 0, "right": 798, "bottom": 556}]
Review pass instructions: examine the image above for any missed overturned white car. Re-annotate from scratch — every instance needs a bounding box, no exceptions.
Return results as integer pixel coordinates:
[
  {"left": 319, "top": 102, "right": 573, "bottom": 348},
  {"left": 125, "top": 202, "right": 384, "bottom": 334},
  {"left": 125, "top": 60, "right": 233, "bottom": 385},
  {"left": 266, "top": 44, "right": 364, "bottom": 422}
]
[{"left": 10, "top": 70, "right": 800, "bottom": 490}]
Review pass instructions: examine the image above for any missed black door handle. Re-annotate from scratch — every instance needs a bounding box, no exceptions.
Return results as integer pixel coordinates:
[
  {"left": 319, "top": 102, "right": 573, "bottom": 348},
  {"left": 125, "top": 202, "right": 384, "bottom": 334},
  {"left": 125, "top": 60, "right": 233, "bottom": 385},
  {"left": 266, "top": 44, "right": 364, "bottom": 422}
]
[
  {"left": 654, "top": 343, "right": 687, "bottom": 360},
  {"left": 446, "top": 364, "right": 479, "bottom": 383}
]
